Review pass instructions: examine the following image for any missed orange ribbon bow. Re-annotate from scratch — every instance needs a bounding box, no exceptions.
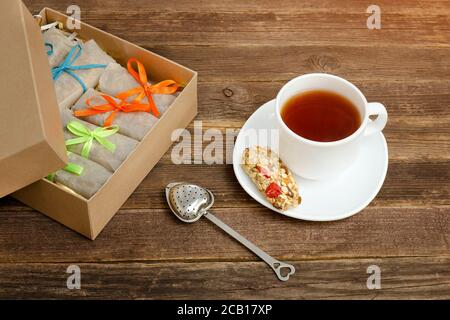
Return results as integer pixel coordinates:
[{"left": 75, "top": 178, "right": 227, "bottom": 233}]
[
  {"left": 116, "top": 58, "right": 180, "bottom": 118},
  {"left": 74, "top": 94, "right": 151, "bottom": 127}
]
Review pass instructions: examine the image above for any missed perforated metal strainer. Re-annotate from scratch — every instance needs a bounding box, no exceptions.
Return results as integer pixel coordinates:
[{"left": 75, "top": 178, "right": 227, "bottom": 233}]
[
  {"left": 166, "top": 182, "right": 295, "bottom": 281},
  {"left": 166, "top": 182, "right": 214, "bottom": 223}
]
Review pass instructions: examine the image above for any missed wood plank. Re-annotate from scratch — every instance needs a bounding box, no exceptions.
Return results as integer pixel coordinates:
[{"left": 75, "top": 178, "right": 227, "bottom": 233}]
[
  {"left": 160, "top": 79, "right": 450, "bottom": 161},
  {"left": 160, "top": 121, "right": 449, "bottom": 162},
  {"left": 24, "top": 0, "right": 450, "bottom": 14},
  {"left": 96, "top": 160, "right": 450, "bottom": 208},
  {"left": 196, "top": 80, "right": 450, "bottom": 120},
  {"left": 164, "top": 129, "right": 450, "bottom": 162},
  {"left": 143, "top": 45, "right": 450, "bottom": 83},
  {"left": 0, "top": 257, "right": 448, "bottom": 299},
  {"left": 1, "top": 158, "right": 449, "bottom": 212},
  {"left": 172, "top": 80, "right": 450, "bottom": 161},
  {"left": 26, "top": 4, "right": 450, "bottom": 83},
  {"left": 0, "top": 207, "right": 448, "bottom": 263},
  {"left": 23, "top": 0, "right": 450, "bottom": 48},
  {"left": 31, "top": 13, "right": 450, "bottom": 48}
]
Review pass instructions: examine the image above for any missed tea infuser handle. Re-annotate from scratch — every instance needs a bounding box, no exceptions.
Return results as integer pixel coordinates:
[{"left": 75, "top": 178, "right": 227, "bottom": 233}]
[
  {"left": 204, "top": 212, "right": 295, "bottom": 281},
  {"left": 364, "top": 102, "right": 388, "bottom": 136}
]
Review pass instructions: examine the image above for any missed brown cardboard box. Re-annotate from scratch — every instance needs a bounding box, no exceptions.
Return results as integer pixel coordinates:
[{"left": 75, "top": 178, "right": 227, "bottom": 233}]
[
  {"left": 0, "top": 1, "right": 68, "bottom": 198},
  {"left": 7, "top": 5, "right": 197, "bottom": 239}
]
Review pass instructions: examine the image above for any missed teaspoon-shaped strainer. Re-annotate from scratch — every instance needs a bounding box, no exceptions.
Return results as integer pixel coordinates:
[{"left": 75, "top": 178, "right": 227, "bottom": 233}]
[{"left": 165, "top": 182, "right": 295, "bottom": 281}]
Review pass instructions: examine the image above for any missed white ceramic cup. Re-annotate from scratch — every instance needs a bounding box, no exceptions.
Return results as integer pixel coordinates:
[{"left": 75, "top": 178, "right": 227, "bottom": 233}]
[{"left": 276, "top": 73, "right": 388, "bottom": 180}]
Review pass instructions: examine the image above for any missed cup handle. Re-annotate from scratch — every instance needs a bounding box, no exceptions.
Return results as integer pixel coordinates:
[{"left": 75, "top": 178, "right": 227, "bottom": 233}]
[{"left": 364, "top": 102, "right": 388, "bottom": 136}]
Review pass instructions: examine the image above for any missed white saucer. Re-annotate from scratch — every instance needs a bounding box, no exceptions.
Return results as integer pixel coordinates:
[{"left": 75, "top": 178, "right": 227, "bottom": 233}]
[{"left": 232, "top": 99, "right": 388, "bottom": 221}]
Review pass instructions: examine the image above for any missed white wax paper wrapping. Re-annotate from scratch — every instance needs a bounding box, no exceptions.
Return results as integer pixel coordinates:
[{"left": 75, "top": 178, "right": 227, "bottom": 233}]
[
  {"left": 60, "top": 109, "right": 139, "bottom": 172},
  {"left": 54, "top": 152, "right": 112, "bottom": 199},
  {"left": 71, "top": 88, "right": 158, "bottom": 141},
  {"left": 42, "top": 27, "right": 78, "bottom": 68},
  {"left": 54, "top": 39, "right": 116, "bottom": 109},
  {"left": 98, "top": 62, "right": 178, "bottom": 116}
]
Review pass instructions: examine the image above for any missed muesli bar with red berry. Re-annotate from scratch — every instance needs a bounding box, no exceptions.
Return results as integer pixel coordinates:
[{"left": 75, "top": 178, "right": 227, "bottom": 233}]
[{"left": 241, "top": 146, "right": 301, "bottom": 211}]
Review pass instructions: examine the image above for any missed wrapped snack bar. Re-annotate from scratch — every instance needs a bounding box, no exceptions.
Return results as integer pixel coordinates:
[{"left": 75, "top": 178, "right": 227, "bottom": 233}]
[
  {"left": 53, "top": 39, "right": 116, "bottom": 109},
  {"left": 42, "top": 26, "right": 77, "bottom": 68},
  {"left": 60, "top": 109, "right": 139, "bottom": 171},
  {"left": 98, "top": 60, "right": 179, "bottom": 118},
  {"left": 72, "top": 88, "right": 158, "bottom": 141},
  {"left": 51, "top": 152, "right": 112, "bottom": 199}
]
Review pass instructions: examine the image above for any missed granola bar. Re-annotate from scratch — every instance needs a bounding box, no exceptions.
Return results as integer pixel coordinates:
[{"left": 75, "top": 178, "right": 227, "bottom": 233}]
[{"left": 241, "top": 146, "right": 301, "bottom": 211}]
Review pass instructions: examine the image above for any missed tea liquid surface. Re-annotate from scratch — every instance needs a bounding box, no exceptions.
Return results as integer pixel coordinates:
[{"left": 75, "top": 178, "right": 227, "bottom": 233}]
[{"left": 281, "top": 90, "right": 361, "bottom": 142}]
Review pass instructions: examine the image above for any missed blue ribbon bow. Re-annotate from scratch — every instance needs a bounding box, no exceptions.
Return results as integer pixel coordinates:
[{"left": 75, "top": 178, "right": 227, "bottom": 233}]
[{"left": 51, "top": 44, "right": 107, "bottom": 93}]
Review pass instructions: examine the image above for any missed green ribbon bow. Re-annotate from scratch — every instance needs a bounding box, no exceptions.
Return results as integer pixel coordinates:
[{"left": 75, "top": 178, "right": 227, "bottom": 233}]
[
  {"left": 65, "top": 121, "right": 119, "bottom": 158},
  {"left": 46, "top": 152, "right": 84, "bottom": 182}
]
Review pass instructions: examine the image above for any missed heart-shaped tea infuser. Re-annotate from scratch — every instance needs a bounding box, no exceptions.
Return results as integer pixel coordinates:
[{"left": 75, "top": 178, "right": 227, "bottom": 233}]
[{"left": 165, "top": 182, "right": 295, "bottom": 281}]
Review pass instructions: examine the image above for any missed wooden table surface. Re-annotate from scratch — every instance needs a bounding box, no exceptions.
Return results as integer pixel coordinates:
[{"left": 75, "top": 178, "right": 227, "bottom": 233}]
[{"left": 1, "top": 0, "right": 448, "bottom": 299}]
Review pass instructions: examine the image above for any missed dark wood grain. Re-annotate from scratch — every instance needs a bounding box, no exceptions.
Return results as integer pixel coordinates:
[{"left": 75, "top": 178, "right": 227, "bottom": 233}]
[
  {"left": 0, "top": 0, "right": 448, "bottom": 299},
  {"left": 0, "top": 257, "right": 449, "bottom": 299},
  {"left": 0, "top": 206, "right": 448, "bottom": 263},
  {"left": 1, "top": 161, "right": 449, "bottom": 212},
  {"left": 23, "top": 0, "right": 450, "bottom": 48}
]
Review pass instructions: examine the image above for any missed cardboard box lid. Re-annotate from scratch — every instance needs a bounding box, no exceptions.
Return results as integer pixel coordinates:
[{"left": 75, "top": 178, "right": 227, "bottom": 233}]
[{"left": 0, "top": 0, "right": 67, "bottom": 198}]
